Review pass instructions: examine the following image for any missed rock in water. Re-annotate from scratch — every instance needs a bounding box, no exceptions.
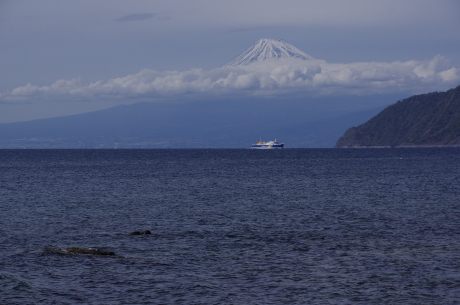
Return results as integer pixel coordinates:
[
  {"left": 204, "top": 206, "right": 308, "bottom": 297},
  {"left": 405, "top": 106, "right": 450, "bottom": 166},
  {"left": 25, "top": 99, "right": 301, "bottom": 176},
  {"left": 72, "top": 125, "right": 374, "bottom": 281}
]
[
  {"left": 128, "top": 230, "right": 152, "bottom": 235},
  {"left": 64, "top": 247, "right": 115, "bottom": 256}
]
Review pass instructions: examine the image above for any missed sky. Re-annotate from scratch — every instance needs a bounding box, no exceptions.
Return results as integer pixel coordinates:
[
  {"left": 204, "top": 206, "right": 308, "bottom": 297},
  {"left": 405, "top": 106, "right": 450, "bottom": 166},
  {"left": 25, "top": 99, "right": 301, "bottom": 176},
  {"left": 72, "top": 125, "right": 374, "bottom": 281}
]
[{"left": 0, "top": 0, "right": 459, "bottom": 123}]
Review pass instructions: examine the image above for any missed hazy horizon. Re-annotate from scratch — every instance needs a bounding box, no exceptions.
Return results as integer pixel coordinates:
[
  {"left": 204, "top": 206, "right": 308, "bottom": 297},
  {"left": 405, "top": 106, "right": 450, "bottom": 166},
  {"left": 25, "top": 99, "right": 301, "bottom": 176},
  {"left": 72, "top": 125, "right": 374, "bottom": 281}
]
[{"left": 1, "top": 0, "right": 459, "bottom": 124}]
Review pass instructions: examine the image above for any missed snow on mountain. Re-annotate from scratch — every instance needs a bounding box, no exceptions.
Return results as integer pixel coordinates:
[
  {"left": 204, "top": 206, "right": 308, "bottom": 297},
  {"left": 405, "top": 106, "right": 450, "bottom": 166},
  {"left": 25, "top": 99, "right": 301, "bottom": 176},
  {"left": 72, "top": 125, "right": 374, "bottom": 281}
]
[{"left": 222, "top": 38, "right": 314, "bottom": 67}]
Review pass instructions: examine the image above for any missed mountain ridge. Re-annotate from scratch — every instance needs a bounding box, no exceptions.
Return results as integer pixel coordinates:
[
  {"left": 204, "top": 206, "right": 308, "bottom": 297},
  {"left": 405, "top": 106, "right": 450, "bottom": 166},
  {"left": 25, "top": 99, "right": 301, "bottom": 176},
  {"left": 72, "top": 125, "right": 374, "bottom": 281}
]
[{"left": 0, "top": 95, "right": 395, "bottom": 148}]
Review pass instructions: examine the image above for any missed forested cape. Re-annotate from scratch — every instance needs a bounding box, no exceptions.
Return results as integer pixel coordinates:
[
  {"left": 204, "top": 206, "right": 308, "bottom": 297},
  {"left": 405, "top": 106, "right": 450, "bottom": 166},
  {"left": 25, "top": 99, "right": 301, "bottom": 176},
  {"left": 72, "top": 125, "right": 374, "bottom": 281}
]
[{"left": 336, "top": 85, "right": 460, "bottom": 147}]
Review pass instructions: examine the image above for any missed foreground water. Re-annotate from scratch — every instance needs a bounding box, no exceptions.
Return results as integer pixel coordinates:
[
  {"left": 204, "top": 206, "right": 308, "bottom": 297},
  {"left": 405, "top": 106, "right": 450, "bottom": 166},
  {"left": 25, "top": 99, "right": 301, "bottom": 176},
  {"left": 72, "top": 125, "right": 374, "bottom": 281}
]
[{"left": 1, "top": 149, "right": 459, "bottom": 304}]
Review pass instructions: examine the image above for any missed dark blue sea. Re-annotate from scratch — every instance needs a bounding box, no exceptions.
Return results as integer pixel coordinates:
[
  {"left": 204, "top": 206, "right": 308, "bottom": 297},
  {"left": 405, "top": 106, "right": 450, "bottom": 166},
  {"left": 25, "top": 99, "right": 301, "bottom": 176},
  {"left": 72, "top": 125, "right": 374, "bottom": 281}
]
[{"left": 1, "top": 148, "right": 460, "bottom": 304}]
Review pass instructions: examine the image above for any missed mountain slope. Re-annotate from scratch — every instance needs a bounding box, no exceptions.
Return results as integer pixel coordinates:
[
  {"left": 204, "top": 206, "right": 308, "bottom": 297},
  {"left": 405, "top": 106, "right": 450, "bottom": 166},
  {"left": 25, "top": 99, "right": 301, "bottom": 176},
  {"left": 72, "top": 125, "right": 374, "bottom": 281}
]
[
  {"left": 336, "top": 85, "right": 460, "bottom": 147},
  {"left": 222, "top": 38, "right": 314, "bottom": 67},
  {"left": 0, "top": 96, "right": 394, "bottom": 148}
]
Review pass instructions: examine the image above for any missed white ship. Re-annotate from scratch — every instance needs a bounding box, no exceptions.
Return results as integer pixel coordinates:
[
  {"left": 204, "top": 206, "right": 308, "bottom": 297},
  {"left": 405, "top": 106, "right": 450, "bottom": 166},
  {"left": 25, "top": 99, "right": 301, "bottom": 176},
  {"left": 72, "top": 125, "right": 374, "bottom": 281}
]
[{"left": 251, "top": 139, "right": 284, "bottom": 149}]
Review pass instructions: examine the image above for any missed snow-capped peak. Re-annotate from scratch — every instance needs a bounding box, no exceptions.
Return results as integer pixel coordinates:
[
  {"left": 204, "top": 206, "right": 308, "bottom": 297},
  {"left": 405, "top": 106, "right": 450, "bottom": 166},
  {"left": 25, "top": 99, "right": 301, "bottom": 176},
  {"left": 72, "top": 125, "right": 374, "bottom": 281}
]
[{"left": 222, "top": 38, "right": 314, "bottom": 67}]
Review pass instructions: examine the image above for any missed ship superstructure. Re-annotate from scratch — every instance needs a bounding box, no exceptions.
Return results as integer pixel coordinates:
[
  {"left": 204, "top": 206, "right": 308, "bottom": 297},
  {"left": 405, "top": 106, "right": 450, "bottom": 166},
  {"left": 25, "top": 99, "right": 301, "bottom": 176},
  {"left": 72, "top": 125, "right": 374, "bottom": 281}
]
[{"left": 251, "top": 139, "right": 284, "bottom": 149}]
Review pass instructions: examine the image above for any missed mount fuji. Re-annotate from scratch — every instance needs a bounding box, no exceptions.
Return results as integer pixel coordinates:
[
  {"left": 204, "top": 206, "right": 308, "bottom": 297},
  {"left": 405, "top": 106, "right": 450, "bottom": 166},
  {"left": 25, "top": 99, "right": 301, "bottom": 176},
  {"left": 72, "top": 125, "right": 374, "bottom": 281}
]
[
  {"left": 0, "top": 37, "right": 400, "bottom": 148},
  {"left": 222, "top": 38, "right": 314, "bottom": 67}
]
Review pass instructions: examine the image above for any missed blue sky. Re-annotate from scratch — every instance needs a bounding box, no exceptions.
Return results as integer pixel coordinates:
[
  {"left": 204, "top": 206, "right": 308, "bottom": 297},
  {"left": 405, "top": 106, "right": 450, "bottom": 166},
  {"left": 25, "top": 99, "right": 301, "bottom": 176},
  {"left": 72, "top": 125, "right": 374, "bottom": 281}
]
[{"left": 0, "top": 0, "right": 459, "bottom": 123}]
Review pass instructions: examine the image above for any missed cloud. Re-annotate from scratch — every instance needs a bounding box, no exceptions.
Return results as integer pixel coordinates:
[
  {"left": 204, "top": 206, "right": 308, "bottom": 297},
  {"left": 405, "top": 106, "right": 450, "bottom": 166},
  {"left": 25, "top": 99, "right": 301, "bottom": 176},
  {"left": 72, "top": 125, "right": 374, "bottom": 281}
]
[
  {"left": 114, "top": 13, "right": 170, "bottom": 22},
  {"left": 2, "top": 56, "right": 459, "bottom": 104}
]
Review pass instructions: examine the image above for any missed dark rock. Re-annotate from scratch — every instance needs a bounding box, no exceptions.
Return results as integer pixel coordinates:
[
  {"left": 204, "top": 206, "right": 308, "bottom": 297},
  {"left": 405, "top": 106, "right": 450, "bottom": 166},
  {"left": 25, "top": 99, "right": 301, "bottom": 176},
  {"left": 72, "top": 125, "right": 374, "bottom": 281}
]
[
  {"left": 128, "top": 230, "right": 151, "bottom": 235},
  {"left": 65, "top": 247, "right": 115, "bottom": 256}
]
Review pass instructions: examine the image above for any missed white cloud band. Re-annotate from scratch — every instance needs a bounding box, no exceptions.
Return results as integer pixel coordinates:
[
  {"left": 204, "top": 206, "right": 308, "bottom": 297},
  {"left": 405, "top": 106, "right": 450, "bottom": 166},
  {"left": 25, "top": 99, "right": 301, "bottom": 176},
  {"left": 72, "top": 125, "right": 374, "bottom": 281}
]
[{"left": 2, "top": 55, "right": 459, "bottom": 103}]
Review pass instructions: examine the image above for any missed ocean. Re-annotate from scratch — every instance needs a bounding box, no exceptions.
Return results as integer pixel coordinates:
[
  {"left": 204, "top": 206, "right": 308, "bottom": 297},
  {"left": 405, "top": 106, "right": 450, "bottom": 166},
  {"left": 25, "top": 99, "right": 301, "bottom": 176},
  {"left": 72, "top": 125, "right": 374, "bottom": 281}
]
[{"left": 1, "top": 148, "right": 459, "bottom": 304}]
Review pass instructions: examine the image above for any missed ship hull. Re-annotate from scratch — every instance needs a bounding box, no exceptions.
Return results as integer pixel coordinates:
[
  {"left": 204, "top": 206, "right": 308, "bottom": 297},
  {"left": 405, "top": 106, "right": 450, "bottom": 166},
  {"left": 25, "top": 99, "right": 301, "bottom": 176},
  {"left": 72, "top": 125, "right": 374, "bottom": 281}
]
[{"left": 251, "top": 144, "right": 284, "bottom": 149}]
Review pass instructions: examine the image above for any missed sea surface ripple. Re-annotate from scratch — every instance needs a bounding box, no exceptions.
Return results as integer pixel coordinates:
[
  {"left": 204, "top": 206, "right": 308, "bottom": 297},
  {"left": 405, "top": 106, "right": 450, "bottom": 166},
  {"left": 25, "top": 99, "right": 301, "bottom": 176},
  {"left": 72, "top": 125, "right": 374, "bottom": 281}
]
[{"left": 1, "top": 148, "right": 460, "bottom": 304}]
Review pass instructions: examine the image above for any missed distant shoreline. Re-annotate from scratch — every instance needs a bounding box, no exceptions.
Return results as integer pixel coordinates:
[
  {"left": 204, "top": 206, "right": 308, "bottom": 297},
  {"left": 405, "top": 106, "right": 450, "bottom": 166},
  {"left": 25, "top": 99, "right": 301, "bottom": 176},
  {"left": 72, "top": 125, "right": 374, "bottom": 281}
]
[{"left": 336, "top": 145, "right": 460, "bottom": 148}]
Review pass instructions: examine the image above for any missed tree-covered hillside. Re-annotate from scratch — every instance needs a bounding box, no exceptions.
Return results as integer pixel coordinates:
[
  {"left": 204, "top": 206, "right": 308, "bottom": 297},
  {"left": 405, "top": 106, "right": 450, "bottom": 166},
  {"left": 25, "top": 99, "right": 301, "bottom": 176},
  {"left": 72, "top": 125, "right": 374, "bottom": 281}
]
[{"left": 336, "top": 85, "right": 460, "bottom": 147}]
